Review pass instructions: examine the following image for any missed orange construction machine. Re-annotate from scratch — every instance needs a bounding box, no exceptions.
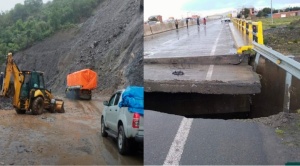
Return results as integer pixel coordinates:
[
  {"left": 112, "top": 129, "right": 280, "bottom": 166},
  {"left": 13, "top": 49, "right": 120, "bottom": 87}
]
[{"left": 65, "top": 69, "right": 97, "bottom": 100}]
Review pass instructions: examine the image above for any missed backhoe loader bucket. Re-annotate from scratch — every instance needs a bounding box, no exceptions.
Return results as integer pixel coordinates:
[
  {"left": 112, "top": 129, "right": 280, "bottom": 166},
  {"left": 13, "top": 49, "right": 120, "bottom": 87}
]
[{"left": 54, "top": 99, "right": 65, "bottom": 113}]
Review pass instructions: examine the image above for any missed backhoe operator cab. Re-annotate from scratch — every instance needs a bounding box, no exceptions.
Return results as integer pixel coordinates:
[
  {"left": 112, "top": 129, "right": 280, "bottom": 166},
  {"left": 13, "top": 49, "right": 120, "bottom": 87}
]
[{"left": 0, "top": 53, "right": 64, "bottom": 115}]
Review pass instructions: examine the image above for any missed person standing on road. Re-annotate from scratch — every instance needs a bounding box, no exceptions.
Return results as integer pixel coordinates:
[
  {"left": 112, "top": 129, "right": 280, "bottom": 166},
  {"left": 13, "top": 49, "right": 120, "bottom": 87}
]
[
  {"left": 197, "top": 17, "right": 200, "bottom": 26},
  {"left": 175, "top": 19, "right": 178, "bottom": 29},
  {"left": 186, "top": 18, "right": 189, "bottom": 28},
  {"left": 203, "top": 17, "right": 206, "bottom": 26}
]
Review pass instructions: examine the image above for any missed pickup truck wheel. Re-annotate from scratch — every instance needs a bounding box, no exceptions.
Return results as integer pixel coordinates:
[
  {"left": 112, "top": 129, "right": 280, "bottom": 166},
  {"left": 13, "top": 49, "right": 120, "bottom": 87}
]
[
  {"left": 32, "top": 97, "right": 44, "bottom": 115},
  {"left": 101, "top": 117, "right": 108, "bottom": 137},
  {"left": 118, "top": 125, "right": 129, "bottom": 155}
]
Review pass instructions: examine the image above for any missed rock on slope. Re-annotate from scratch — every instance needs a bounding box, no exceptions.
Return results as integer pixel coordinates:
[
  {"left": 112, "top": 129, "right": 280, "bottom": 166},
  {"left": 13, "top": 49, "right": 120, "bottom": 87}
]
[{"left": 12, "top": 0, "right": 143, "bottom": 94}]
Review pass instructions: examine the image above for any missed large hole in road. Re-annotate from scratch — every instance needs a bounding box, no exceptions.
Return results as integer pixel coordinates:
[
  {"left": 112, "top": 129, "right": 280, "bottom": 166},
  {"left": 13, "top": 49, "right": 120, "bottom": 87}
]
[
  {"left": 145, "top": 92, "right": 282, "bottom": 119},
  {"left": 145, "top": 57, "right": 300, "bottom": 119}
]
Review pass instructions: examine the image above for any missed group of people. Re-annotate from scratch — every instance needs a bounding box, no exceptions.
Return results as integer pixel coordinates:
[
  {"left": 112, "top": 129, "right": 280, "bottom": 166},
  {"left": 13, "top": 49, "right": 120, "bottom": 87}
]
[{"left": 174, "top": 17, "right": 206, "bottom": 29}]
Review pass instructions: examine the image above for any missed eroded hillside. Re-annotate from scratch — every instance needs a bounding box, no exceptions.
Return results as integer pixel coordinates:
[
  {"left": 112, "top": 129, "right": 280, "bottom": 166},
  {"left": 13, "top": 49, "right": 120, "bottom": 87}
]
[{"left": 10, "top": 0, "right": 143, "bottom": 94}]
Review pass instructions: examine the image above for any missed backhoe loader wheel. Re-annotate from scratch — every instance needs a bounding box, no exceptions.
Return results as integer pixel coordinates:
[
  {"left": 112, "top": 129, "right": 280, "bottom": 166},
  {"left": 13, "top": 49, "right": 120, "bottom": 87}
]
[
  {"left": 15, "top": 109, "right": 26, "bottom": 114},
  {"left": 32, "top": 97, "right": 44, "bottom": 115}
]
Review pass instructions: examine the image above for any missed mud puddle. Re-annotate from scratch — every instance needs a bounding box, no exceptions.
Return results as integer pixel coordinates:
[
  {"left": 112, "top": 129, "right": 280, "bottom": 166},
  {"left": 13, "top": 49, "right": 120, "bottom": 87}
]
[{"left": 0, "top": 95, "right": 143, "bottom": 165}]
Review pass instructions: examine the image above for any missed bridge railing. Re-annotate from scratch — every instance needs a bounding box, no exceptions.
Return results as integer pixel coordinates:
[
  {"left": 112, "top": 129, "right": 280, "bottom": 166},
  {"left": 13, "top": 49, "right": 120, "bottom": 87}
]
[
  {"left": 253, "top": 41, "right": 300, "bottom": 113},
  {"left": 231, "top": 18, "right": 264, "bottom": 54},
  {"left": 232, "top": 18, "right": 264, "bottom": 45},
  {"left": 232, "top": 18, "right": 300, "bottom": 113}
]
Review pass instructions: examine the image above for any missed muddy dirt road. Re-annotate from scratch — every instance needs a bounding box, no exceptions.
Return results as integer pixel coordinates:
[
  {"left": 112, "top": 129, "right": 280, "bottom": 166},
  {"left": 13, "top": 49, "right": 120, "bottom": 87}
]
[{"left": 0, "top": 95, "right": 143, "bottom": 165}]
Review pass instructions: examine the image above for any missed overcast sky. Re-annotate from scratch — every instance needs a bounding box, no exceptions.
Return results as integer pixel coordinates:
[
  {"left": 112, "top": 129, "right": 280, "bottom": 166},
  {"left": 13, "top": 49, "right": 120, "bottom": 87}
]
[
  {"left": 145, "top": 0, "right": 300, "bottom": 20},
  {"left": 0, "top": 0, "right": 52, "bottom": 12}
]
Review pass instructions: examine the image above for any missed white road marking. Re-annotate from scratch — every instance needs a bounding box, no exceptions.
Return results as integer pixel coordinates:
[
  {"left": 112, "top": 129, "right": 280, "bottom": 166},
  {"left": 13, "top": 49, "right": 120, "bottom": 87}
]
[
  {"left": 210, "top": 25, "right": 223, "bottom": 55},
  {"left": 163, "top": 117, "right": 193, "bottom": 166},
  {"left": 205, "top": 24, "right": 223, "bottom": 81},
  {"left": 206, "top": 65, "right": 214, "bottom": 80}
]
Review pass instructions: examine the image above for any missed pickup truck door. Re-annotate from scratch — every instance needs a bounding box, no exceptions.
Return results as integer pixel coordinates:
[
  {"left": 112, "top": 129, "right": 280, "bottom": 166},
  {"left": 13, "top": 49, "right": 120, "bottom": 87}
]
[
  {"left": 106, "top": 94, "right": 116, "bottom": 128},
  {"left": 110, "top": 92, "right": 122, "bottom": 132}
]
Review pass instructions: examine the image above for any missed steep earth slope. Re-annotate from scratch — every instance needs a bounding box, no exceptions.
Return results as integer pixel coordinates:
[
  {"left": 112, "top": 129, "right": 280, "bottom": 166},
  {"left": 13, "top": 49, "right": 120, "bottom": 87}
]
[{"left": 9, "top": 0, "right": 143, "bottom": 94}]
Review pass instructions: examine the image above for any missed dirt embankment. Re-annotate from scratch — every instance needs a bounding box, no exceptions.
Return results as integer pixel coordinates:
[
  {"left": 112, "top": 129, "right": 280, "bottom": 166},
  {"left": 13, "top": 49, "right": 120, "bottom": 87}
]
[
  {"left": 3, "top": 0, "right": 143, "bottom": 95},
  {"left": 264, "top": 18, "right": 300, "bottom": 56}
]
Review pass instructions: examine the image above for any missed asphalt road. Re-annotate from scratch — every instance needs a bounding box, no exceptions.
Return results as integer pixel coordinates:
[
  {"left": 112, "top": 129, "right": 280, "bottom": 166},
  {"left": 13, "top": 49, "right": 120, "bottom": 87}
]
[
  {"left": 144, "top": 20, "right": 236, "bottom": 58},
  {"left": 143, "top": 19, "right": 261, "bottom": 96},
  {"left": 144, "top": 110, "right": 300, "bottom": 165}
]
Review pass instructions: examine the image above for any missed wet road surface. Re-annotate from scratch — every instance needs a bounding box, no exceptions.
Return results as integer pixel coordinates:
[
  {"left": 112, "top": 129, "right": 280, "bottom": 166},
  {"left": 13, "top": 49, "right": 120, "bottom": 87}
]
[
  {"left": 0, "top": 96, "right": 143, "bottom": 165},
  {"left": 144, "top": 110, "right": 300, "bottom": 165},
  {"left": 144, "top": 20, "right": 236, "bottom": 58}
]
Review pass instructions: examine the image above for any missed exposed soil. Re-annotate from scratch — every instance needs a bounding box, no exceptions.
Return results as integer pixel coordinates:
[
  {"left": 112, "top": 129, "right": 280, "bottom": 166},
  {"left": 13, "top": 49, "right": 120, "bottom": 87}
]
[
  {"left": 0, "top": 95, "right": 143, "bottom": 165},
  {"left": 264, "top": 18, "right": 300, "bottom": 56}
]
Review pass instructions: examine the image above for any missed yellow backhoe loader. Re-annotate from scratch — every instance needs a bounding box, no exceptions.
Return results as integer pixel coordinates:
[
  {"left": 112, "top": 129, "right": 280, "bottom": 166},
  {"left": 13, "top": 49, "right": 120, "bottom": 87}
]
[{"left": 0, "top": 53, "right": 64, "bottom": 115}]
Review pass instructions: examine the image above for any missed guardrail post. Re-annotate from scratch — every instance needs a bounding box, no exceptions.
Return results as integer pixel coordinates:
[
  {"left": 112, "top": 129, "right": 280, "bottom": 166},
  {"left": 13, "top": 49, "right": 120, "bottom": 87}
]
[
  {"left": 254, "top": 52, "right": 260, "bottom": 71},
  {"left": 243, "top": 21, "right": 246, "bottom": 35},
  {"left": 248, "top": 22, "right": 253, "bottom": 44},
  {"left": 257, "top": 21, "right": 264, "bottom": 44},
  {"left": 284, "top": 72, "right": 292, "bottom": 112},
  {"left": 283, "top": 56, "right": 294, "bottom": 112}
]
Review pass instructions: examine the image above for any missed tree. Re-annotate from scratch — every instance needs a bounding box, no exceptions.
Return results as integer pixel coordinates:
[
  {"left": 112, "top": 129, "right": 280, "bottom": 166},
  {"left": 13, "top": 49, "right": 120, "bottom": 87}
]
[
  {"left": 24, "top": 0, "right": 43, "bottom": 13},
  {"left": 12, "top": 3, "right": 28, "bottom": 21},
  {"left": 256, "top": 11, "right": 263, "bottom": 17},
  {"left": 262, "top": 8, "right": 271, "bottom": 14},
  {"left": 243, "top": 8, "right": 250, "bottom": 18},
  {"left": 291, "top": 7, "right": 300, "bottom": 11},
  {"left": 0, "top": 0, "right": 101, "bottom": 55}
]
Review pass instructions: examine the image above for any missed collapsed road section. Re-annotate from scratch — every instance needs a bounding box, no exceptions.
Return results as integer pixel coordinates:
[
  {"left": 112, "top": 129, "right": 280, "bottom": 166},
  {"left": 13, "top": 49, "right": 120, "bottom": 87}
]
[{"left": 144, "top": 55, "right": 261, "bottom": 116}]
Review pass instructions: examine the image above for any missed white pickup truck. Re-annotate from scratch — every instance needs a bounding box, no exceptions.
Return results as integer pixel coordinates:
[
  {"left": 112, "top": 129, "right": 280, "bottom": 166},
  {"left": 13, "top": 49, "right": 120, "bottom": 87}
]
[{"left": 101, "top": 89, "right": 144, "bottom": 155}]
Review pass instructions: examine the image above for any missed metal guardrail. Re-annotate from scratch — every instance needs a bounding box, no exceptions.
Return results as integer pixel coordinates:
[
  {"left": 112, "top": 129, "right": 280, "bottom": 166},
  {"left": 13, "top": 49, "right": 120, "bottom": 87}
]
[
  {"left": 231, "top": 18, "right": 264, "bottom": 53},
  {"left": 253, "top": 42, "right": 300, "bottom": 79},
  {"left": 252, "top": 41, "right": 300, "bottom": 112},
  {"left": 231, "top": 18, "right": 300, "bottom": 113},
  {"left": 232, "top": 18, "right": 264, "bottom": 45}
]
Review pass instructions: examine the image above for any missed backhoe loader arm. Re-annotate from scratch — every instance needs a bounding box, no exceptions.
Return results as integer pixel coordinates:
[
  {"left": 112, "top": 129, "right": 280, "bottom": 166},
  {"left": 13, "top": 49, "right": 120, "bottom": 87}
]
[{"left": 1, "top": 53, "right": 24, "bottom": 107}]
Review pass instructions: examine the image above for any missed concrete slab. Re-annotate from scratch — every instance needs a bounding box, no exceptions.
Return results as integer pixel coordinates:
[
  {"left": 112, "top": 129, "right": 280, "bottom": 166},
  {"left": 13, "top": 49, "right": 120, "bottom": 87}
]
[
  {"left": 144, "top": 64, "right": 261, "bottom": 94},
  {"left": 144, "top": 54, "right": 248, "bottom": 65}
]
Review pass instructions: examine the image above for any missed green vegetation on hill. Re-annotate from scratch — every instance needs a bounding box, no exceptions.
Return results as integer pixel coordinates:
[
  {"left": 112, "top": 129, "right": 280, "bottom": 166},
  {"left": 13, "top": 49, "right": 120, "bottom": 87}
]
[{"left": 0, "top": 0, "right": 101, "bottom": 59}]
